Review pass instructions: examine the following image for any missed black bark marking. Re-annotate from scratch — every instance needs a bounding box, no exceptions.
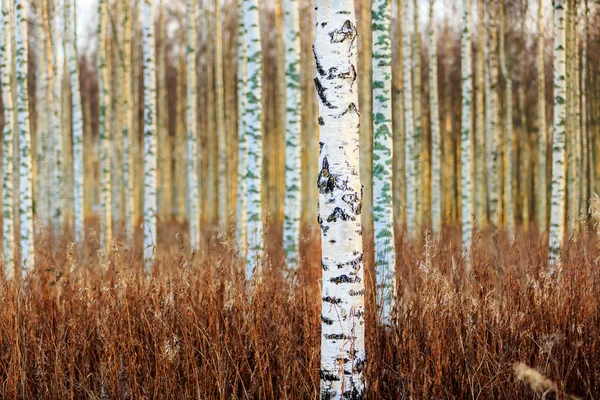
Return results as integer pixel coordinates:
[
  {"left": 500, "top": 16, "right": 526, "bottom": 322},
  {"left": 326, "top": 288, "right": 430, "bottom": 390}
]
[
  {"left": 349, "top": 289, "right": 365, "bottom": 296},
  {"left": 320, "top": 370, "right": 341, "bottom": 382},
  {"left": 329, "top": 20, "right": 356, "bottom": 44},
  {"left": 318, "top": 117, "right": 324, "bottom": 126},
  {"left": 312, "top": 45, "right": 325, "bottom": 76},
  {"left": 318, "top": 157, "right": 336, "bottom": 194},
  {"left": 327, "top": 207, "right": 354, "bottom": 223},
  {"left": 324, "top": 333, "right": 347, "bottom": 340},
  {"left": 330, "top": 274, "right": 356, "bottom": 284},
  {"left": 323, "top": 296, "right": 342, "bottom": 305},
  {"left": 338, "top": 102, "right": 358, "bottom": 118},
  {"left": 321, "top": 316, "right": 334, "bottom": 325},
  {"left": 314, "top": 77, "right": 335, "bottom": 109}
]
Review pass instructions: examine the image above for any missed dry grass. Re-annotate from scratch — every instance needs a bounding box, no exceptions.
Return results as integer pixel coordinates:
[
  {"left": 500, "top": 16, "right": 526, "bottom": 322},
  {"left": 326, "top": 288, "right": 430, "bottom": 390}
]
[{"left": 1, "top": 223, "right": 599, "bottom": 399}]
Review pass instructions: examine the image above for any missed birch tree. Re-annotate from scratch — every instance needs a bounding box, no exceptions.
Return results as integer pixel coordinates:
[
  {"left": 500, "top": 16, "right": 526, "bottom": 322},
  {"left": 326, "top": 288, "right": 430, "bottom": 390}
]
[
  {"left": 98, "top": 0, "right": 112, "bottom": 248},
  {"left": 461, "top": 0, "right": 473, "bottom": 258},
  {"left": 403, "top": 0, "right": 417, "bottom": 236},
  {"left": 186, "top": 0, "right": 200, "bottom": 251},
  {"left": 243, "top": 0, "right": 263, "bottom": 279},
  {"left": 314, "top": 0, "right": 365, "bottom": 396},
  {"left": 236, "top": 0, "right": 247, "bottom": 254},
  {"left": 123, "top": 0, "right": 134, "bottom": 240},
  {"left": 215, "top": 0, "right": 228, "bottom": 229},
  {"left": 372, "top": 0, "right": 396, "bottom": 324},
  {"left": 475, "top": 0, "right": 486, "bottom": 226},
  {"left": 429, "top": 0, "right": 441, "bottom": 233},
  {"left": 412, "top": 0, "right": 423, "bottom": 227},
  {"left": 15, "top": 0, "right": 34, "bottom": 271},
  {"left": 66, "top": 0, "right": 84, "bottom": 243},
  {"left": 142, "top": 0, "right": 158, "bottom": 269},
  {"left": 499, "top": 0, "right": 514, "bottom": 237},
  {"left": 549, "top": 0, "right": 567, "bottom": 263},
  {"left": 2, "top": 0, "right": 14, "bottom": 278},
  {"left": 537, "top": 0, "right": 548, "bottom": 231},
  {"left": 282, "top": 0, "right": 302, "bottom": 269},
  {"left": 485, "top": 0, "right": 500, "bottom": 228}
]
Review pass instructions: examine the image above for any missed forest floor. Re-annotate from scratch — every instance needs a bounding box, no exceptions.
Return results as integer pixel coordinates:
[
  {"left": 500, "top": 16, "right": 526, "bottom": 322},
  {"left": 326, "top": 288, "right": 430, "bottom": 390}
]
[{"left": 1, "top": 221, "right": 599, "bottom": 399}]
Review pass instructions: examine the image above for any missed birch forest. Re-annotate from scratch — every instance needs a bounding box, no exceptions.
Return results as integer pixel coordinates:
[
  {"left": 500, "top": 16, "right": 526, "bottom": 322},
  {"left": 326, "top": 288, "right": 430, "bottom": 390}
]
[{"left": 2, "top": 0, "right": 600, "bottom": 398}]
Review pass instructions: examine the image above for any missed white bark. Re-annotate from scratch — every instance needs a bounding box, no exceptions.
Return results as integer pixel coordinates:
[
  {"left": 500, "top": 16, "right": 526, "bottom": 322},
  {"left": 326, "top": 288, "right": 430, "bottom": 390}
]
[
  {"left": 372, "top": 0, "right": 396, "bottom": 324},
  {"left": 549, "top": 0, "right": 567, "bottom": 263},
  {"left": 98, "top": 0, "right": 112, "bottom": 248},
  {"left": 243, "top": 0, "right": 263, "bottom": 279},
  {"left": 15, "top": 0, "right": 34, "bottom": 272},
  {"left": 186, "top": 0, "right": 200, "bottom": 251},
  {"left": 429, "top": 0, "right": 441, "bottom": 233},
  {"left": 2, "top": 0, "right": 14, "bottom": 278},
  {"left": 461, "top": 0, "right": 473, "bottom": 257},
  {"left": 499, "top": 0, "right": 514, "bottom": 237},
  {"left": 67, "top": 0, "right": 84, "bottom": 243},
  {"left": 215, "top": 0, "right": 228, "bottom": 229},
  {"left": 537, "top": 0, "right": 548, "bottom": 231},
  {"left": 236, "top": 0, "right": 247, "bottom": 254},
  {"left": 142, "top": 0, "right": 158, "bottom": 269},
  {"left": 283, "top": 0, "right": 302, "bottom": 270},
  {"left": 314, "top": 1, "right": 365, "bottom": 397},
  {"left": 403, "top": 0, "right": 417, "bottom": 236}
]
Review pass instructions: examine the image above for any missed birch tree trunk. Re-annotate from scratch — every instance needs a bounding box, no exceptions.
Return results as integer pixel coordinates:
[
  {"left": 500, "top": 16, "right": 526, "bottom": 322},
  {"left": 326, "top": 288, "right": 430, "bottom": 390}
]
[
  {"left": 2, "top": 0, "right": 14, "bottom": 278},
  {"left": 429, "top": 0, "right": 441, "bottom": 233},
  {"left": 485, "top": 0, "right": 500, "bottom": 229},
  {"left": 499, "top": 0, "right": 514, "bottom": 237},
  {"left": 461, "top": 0, "right": 473, "bottom": 259},
  {"left": 98, "top": 0, "right": 112, "bottom": 248},
  {"left": 581, "top": 0, "right": 588, "bottom": 207},
  {"left": 243, "top": 0, "right": 263, "bottom": 279},
  {"left": 123, "top": 0, "right": 134, "bottom": 240},
  {"left": 537, "top": 0, "right": 548, "bottom": 232},
  {"left": 236, "top": 0, "right": 247, "bottom": 254},
  {"left": 215, "top": 0, "right": 228, "bottom": 229},
  {"left": 412, "top": 0, "right": 423, "bottom": 228},
  {"left": 283, "top": 0, "right": 302, "bottom": 269},
  {"left": 535, "top": 5, "right": 548, "bottom": 230},
  {"left": 186, "top": 0, "right": 200, "bottom": 251},
  {"left": 66, "top": 0, "right": 84, "bottom": 243},
  {"left": 142, "top": 0, "right": 158, "bottom": 269},
  {"left": 549, "top": 0, "right": 567, "bottom": 263},
  {"left": 314, "top": 1, "right": 365, "bottom": 396},
  {"left": 15, "top": 0, "right": 34, "bottom": 272},
  {"left": 476, "top": 0, "right": 486, "bottom": 227},
  {"left": 372, "top": 0, "right": 396, "bottom": 324},
  {"left": 34, "top": 1, "right": 47, "bottom": 228},
  {"left": 403, "top": 0, "right": 417, "bottom": 237}
]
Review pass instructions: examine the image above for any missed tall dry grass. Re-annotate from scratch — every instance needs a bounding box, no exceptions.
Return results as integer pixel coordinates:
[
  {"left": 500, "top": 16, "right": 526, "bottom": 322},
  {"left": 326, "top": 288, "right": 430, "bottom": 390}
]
[{"left": 1, "top": 223, "right": 599, "bottom": 399}]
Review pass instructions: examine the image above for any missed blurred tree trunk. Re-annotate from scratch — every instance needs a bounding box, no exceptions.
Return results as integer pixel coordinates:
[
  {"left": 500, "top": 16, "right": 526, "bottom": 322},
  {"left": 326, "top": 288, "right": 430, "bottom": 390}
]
[
  {"left": 186, "top": 0, "right": 200, "bottom": 250},
  {"left": 123, "top": 0, "right": 134, "bottom": 240},
  {"left": 372, "top": 0, "right": 396, "bottom": 324},
  {"left": 215, "top": 0, "right": 227, "bottom": 229},
  {"left": 142, "top": 0, "right": 158, "bottom": 269},
  {"left": 15, "top": 0, "right": 34, "bottom": 271},
  {"left": 403, "top": 0, "right": 416, "bottom": 237},
  {"left": 475, "top": 0, "right": 486, "bottom": 228},
  {"left": 243, "top": 0, "right": 264, "bottom": 279},
  {"left": 499, "top": 0, "right": 514, "bottom": 237},
  {"left": 282, "top": 0, "right": 301, "bottom": 268},
  {"left": 98, "top": 0, "right": 112, "bottom": 249},
  {"left": 537, "top": 0, "right": 548, "bottom": 231},
  {"left": 2, "top": 0, "right": 15, "bottom": 277},
  {"left": 549, "top": 0, "right": 567, "bottom": 263},
  {"left": 429, "top": 0, "right": 441, "bottom": 234},
  {"left": 460, "top": 0, "right": 473, "bottom": 260},
  {"left": 235, "top": 0, "right": 247, "bottom": 253},
  {"left": 67, "top": 0, "right": 84, "bottom": 243},
  {"left": 412, "top": 0, "right": 424, "bottom": 230}
]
